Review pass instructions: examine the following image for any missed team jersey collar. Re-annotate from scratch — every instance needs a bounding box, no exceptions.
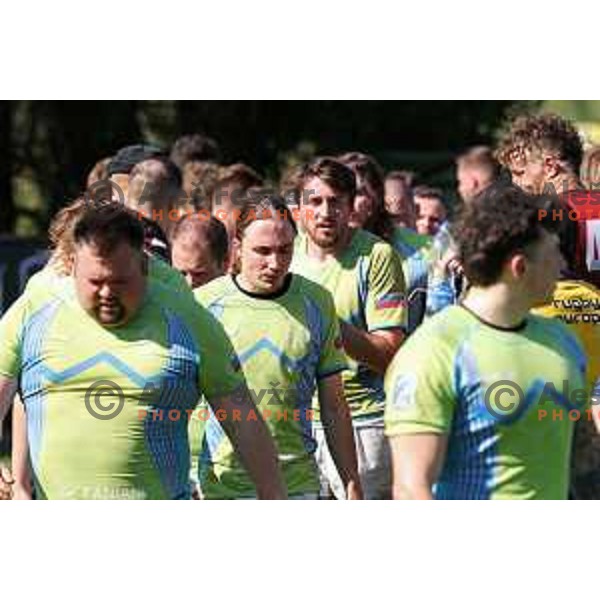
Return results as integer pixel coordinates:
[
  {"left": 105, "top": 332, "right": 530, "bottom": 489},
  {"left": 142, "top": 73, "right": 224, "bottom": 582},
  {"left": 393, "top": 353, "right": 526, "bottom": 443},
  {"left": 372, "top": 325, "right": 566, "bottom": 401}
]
[
  {"left": 232, "top": 273, "right": 293, "bottom": 300},
  {"left": 459, "top": 303, "right": 528, "bottom": 332}
]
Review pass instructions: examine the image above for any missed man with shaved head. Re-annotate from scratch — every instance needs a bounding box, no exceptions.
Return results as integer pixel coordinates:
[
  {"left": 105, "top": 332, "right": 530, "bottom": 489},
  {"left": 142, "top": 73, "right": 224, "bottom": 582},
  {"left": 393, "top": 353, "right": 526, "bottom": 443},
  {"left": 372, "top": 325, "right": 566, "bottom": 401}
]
[{"left": 171, "top": 214, "right": 229, "bottom": 289}]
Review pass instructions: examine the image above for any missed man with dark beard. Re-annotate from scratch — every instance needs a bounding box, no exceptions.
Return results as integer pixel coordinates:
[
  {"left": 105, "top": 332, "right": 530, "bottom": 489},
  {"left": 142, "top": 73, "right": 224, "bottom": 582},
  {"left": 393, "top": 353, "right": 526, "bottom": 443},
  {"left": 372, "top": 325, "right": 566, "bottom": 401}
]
[{"left": 291, "top": 157, "right": 407, "bottom": 499}]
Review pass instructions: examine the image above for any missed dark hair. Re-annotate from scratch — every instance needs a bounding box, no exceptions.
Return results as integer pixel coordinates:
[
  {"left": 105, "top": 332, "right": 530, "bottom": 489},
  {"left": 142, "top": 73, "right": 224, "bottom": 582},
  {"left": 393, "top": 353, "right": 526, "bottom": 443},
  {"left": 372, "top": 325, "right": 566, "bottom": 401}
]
[
  {"left": 279, "top": 163, "right": 304, "bottom": 205},
  {"left": 235, "top": 191, "right": 297, "bottom": 241},
  {"left": 129, "top": 156, "right": 182, "bottom": 190},
  {"left": 183, "top": 161, "right": 219, "bottom": 210},
  {"left": 107, "top": 144, "right": 166, "bottom": 176},
  {"left": 128, "top": 157, "right": 183, "bottom": 215},
  {"left": 496, "top": 113, "right": 583, "bottom": 174},
  {"left": 212, "top": 163, "right": 264, "bottom": 209},
  {"left": 171, "top": 214, "right": 229, "bottom": 267},
  {"left": 451, "top": 186, "right": 560, "bottom": 286},
  {"left": 338, "top": 151, "right": 394, "bottom": 240},
  {"left": 299, "top": 157, "right": 356, "bottom": 202},
  {"left": 413, "top": 185, "right": 446, "bottom": 203},
  {"left": 74, "top": 203, "right": 145, "bottom": 255},
  {"left": 170, "top": 134, "right": 220, "bottom": 169}
]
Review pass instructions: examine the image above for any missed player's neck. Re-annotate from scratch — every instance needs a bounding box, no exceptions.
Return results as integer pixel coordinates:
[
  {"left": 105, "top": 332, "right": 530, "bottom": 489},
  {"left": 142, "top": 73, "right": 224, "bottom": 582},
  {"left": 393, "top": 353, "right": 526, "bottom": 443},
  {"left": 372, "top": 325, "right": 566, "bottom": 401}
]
[
  {"left": 305, "top": 227, "right": 353, "bottom": 261},
  {"left": 462, "top": 285, "right": 529, "bottom": 330}
]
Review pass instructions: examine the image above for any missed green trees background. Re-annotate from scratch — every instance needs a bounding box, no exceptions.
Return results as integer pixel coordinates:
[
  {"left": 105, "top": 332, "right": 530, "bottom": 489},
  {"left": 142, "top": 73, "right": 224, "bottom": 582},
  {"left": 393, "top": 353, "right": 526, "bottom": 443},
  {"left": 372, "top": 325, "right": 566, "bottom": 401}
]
[{"left": 0, "top": 100, "right": 538, "bottom": 237}]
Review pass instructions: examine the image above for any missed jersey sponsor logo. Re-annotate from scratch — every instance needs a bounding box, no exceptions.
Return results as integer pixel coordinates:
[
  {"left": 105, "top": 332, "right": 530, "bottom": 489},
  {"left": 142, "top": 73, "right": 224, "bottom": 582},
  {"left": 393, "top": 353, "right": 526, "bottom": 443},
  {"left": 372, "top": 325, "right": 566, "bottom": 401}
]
[
  {"left": 375, "top": 292, "right": 406, "bottom": 310},
  {"left": 391, "top": 373, "right": 417, "bottom": 411}
]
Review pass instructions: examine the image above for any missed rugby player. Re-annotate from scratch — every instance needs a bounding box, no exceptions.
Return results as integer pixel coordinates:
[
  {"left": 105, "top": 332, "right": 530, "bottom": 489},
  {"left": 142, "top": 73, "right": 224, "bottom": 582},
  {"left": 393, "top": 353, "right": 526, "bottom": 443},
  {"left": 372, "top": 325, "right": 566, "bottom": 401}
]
[
  {"left": 498, "top": 113, "right": 600, "bottom": 497},
  {"left": 0, "top": 203, "right": 285, "bottom": 499},
  {"left": 171, "top": 214, "right": 229, "bottom": 290},
  {"left": 385, "top": 189, "right": 588, "bottom": 499},
  {"left": 195, "top": 194, "right": 361, "bottom": 499},
  {"left": 292, "top": 157, "right": 406, "bottom": 499}
]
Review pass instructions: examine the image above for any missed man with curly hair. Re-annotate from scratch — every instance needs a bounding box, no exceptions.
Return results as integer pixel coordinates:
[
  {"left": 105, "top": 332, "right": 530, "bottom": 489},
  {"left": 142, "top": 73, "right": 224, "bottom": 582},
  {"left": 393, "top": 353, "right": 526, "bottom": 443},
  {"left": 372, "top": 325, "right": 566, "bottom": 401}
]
[
  {"left": 496, "top": 113, "right": 600, "bottom": 287},
  {"left": 385, "top": 187, "right": 594, "bottom": 499}
]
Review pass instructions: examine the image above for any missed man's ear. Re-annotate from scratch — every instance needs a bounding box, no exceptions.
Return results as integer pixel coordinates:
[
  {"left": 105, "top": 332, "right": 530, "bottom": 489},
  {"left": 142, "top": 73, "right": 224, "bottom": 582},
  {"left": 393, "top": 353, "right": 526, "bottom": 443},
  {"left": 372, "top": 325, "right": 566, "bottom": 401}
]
[
  {"left": 66, "top": 255, "right": 75, "bottom": 275},
  {"left": 509, "top": 253, "right": 527, "bottom": 279}
]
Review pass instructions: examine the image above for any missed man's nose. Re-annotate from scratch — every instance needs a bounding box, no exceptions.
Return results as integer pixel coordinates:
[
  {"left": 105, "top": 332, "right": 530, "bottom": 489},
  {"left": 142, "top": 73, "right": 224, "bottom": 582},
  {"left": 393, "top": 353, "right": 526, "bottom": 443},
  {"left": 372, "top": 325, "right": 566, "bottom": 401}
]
[
  {"left": 321, "top": 200, "right": 335, "bottom": 218},
  {"left": 267, "top": 253, "right": 285, "bottom": 271},
  {"left": 98, "top": 284, "right": 114, "bottom": 299}
]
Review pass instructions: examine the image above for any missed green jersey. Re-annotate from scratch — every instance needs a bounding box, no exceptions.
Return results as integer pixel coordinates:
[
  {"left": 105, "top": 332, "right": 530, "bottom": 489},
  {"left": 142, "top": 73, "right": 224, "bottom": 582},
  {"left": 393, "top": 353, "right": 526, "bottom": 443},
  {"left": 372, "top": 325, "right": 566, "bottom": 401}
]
[
  {"left": 195, "top": 274, "right": 346, "bottom": 498},
  {"left": 0, "top": 278, "right": 244, "bottom": 499},
  {"left": 292, "top": 229, "right": 407, "bottom": 423},
  {"left": 384, "top": 305, "right": 587, "bottom": 499}
]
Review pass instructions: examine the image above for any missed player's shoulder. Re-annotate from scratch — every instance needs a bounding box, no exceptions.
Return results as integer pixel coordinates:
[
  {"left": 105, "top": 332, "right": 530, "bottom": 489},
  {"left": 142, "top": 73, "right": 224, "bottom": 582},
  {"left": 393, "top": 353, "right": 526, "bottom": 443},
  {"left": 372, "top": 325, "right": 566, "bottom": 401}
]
[
  {"left": 148, "top": 255, "right": 189, "bottom": 293},
  {"left": 292, "top": 273, "right": 334, "bottom": 305},
  {"left": 18, "top": 266, "right": 75, "bottom": 312},
  {"left": 352, "top": 230, "right": 401, "bottom": 271},
  {"left": 147, "top": 278, "right": 204, "bottom": 321},
  {"left": 528, "top": 309, "right": 583, "bottom": 343},
  {"left": 413, "top": 305, "right": 473, "bottom": 347},
  {"left": 387, "top": 307, "right": 467, "bottom": 381},
  {"left": 193, "top": 275, "right": 234, "bottom": 307},
  {"left": 392, "top": 227, "right": 432, "bottom": 250}
]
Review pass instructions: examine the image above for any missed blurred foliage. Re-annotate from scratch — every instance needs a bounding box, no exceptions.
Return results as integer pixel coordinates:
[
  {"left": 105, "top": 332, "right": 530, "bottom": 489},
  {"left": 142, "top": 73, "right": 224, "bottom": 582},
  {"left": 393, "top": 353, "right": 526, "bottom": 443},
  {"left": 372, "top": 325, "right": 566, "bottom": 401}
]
[
  {"left": 544, "top": 100, "right": 600, "bottom": 122},
  {"left": 0, "top": 100, "right": 542, "bottom": 237}
]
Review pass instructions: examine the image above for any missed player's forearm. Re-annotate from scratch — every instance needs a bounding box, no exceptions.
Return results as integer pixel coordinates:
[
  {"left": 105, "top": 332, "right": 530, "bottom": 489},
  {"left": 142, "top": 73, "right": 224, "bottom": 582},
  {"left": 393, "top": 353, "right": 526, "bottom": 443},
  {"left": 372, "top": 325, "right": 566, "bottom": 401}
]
[
  {"left": 339, "top": 322, "right": 399, "bottom": 375},
  {"left": 213, "top": 389, "right": 287, "bottom": 499},
  {"left": 227, "top": 417, "right": 287, "bottom": 499},
  {"left": 11, "top": 400, "right": 33, "bottom": 498},
  {"left": 319, "top": 385, "right": 362, "bottom": 499},
  {"left": 0, "top": 377, "right": 18, "bottom": 424}
]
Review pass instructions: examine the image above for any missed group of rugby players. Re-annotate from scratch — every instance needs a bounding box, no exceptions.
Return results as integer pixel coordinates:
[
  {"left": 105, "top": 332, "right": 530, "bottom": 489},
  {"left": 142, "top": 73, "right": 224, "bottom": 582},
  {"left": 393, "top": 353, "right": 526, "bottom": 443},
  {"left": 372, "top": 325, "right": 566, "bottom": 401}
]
[{"left": 1, "top": 110, "right": 600, "bottom": 500}]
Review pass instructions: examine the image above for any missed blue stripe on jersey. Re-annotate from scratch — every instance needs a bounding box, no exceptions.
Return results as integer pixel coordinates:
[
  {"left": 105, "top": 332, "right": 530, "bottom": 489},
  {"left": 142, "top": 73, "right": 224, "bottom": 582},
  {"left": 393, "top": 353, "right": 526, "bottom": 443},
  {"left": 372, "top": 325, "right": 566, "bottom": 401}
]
[
  {"left": 355, "top": 255, "right": 369, "bottom": 328},
  {"left": 435, "top": 342, "right": 499, "bottom": 499},
  {"left": 143, "top": 309, "right": 200, "bottom": 499},
  {"left": 21, "top": 299, "right": 62, "bottom": 469},
  {"left": 38, "top": 352, "right": 148, "bottom": 387},
  {"left": 293, "top": 296, "right": 324, "bottom": 455},
  {"left": 545, "top": 321, "right": 587, "bottom": 377}
]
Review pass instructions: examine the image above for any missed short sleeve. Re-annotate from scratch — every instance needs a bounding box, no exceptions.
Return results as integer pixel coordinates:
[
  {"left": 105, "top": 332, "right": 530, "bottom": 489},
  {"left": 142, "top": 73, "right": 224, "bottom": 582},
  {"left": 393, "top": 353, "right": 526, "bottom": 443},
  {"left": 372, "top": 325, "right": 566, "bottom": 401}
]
[
  {"left": 316, "top": 288, "right": 348, "bottom": 379},
  {"left": 0, "top": 294, "right": 30, "bottom": 379},
  {"left": 384, "top": 326, "right": 456, "bottom": 436},
  {"left": 195, "top": 306, "right": 246, "bottom": 400},
  {"left": 365, "top": 242, "right": 408, "bottom": 332}
]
